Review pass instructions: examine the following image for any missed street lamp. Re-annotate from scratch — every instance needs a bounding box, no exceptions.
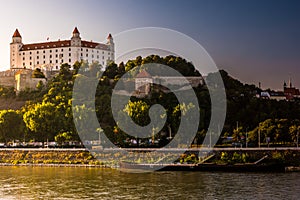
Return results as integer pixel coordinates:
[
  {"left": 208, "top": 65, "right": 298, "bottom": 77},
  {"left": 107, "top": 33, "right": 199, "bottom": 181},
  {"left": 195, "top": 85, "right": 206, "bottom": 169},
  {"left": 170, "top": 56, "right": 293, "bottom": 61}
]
[
  {"left": 258, "top": 127, "right": 261, "bottom": 148},
  {"left": 297, "top": 127, "right": 299, "bottom": 148},
  {"left": 245, "top": 127, "right": 248, "bottom": 148}
]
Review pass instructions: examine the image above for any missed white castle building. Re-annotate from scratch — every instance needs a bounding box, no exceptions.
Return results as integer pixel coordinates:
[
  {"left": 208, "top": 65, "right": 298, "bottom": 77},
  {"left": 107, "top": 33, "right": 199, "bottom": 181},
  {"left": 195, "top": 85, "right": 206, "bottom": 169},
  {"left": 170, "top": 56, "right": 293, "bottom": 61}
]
[{"left": 10, "top": 27, "right": 114, "bottom": 71}]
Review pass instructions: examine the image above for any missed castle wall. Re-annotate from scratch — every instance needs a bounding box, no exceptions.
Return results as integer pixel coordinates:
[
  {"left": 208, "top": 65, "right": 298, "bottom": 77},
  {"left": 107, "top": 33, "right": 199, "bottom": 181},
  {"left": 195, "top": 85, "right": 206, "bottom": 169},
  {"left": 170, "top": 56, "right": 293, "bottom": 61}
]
[
  {"left": 0, "top": 76, "right": 15, "bottom": 87},
  {"left": 15, "top": 73, "right": 46, "bottom": 92}
]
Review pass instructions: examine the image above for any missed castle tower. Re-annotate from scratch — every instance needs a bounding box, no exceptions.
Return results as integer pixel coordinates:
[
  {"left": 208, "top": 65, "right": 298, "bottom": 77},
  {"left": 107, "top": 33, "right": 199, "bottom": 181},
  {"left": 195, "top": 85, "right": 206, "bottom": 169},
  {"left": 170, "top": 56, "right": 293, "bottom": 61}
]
[
  {"left": 106, "top": 33, "right": 114, "bottom": 61},
  {"left": 71, "top": 27, "right": 81, "bottom": 47},
  {"left": 288, "top": 77, "right": 292, "bottom": 88},
  {"left": 283, "top": 81, "right": 287, "bottom": 89},
  {"left": 10, "top": 29, "right": 23, "bottom": 68}
]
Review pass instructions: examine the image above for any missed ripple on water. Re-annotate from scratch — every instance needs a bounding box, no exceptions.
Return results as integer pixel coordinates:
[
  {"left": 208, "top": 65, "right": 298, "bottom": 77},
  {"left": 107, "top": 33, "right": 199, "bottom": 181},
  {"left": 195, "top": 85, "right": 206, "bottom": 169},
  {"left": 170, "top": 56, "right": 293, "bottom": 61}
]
[{"left": 0, "top": 167, "right": 299, "bottom": 199}]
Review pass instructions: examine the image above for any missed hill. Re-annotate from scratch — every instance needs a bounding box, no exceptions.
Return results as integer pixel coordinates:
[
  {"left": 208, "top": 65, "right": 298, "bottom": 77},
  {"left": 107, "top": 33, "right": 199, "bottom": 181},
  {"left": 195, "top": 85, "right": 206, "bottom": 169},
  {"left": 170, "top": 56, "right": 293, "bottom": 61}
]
[{"left": 0, "top": 98, "right": 26, "bottom": 110}]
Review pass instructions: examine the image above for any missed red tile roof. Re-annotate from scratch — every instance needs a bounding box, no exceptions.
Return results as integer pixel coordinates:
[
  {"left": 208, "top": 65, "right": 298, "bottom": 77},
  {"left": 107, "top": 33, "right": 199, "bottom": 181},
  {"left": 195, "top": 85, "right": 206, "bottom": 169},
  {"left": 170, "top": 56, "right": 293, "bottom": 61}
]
[
  {"left": 73, "top": 27, "right": 80, "bottom": 34},
  {"left": 20, "top": 40, "right": 109, "bottom": 51},
  {"left": 20, "top": 40, "right": 71, "bottom": 51},
  {"left": 13, "top": 29, "right": 21, "bottom": 37},
  {"left": 81, "top": 40, "right": 109, "bottom": 50},
  {"left": 136, "top": 70, "right": 152, "bottom": 78}
]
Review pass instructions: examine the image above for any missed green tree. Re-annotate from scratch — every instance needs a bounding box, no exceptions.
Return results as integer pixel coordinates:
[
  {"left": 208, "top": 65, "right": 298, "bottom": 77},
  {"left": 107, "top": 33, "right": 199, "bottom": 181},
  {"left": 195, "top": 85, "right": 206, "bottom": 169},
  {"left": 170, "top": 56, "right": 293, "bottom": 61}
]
[
  {"left": 123, "top": 100, "right": 151, "bottom": 126},
  {"left": 55, "top": 132, "right": 72, "bottom": 145},
  {"left": 103, "top": 62, "right": 118, "bottom": 79},
  {"left": 0, "top": 110, "right": 25, "bottom": 143},
  {"left": 32, "top": 68, "right": 45, "bottom": 78},
  {"left": 23, "top": 102, "right": 63, "bottom": 144}
]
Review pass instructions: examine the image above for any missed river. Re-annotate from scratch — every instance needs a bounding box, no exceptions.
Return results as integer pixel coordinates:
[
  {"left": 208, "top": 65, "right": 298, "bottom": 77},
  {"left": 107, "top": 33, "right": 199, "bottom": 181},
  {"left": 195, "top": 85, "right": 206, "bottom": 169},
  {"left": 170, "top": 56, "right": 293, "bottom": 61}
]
[{"left": 0, "top": 166, "right": 299, "bottom": 199}]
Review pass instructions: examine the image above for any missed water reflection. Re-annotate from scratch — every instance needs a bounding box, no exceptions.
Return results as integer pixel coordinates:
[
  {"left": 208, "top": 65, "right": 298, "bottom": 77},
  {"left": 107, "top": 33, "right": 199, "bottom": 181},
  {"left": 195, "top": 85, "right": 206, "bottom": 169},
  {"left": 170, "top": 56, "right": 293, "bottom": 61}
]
[{"left": 0, "top": 167, "right": 299, "bottom": 199}]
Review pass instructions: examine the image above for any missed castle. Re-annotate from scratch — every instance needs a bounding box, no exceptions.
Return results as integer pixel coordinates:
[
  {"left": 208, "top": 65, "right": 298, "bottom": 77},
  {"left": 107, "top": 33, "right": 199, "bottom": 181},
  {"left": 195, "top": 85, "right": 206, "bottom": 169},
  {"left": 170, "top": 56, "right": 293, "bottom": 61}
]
[
  {"left": 0, "top": 27, "right": 115, "bottom": 92},
  {"left": 10, "top": 27, "right": 114, "bottom": 71}
]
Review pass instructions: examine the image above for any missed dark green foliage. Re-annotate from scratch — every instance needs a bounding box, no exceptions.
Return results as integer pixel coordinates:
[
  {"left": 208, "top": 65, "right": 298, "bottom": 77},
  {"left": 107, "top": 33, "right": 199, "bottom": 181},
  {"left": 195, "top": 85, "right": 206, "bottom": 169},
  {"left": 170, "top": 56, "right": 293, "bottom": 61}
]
[
  {"left": 32, "top": 68, "right": 45, "bottom": 78},
  {"left": 0, "top": 86, "right": 15, "bottom": 98},
  {"left": 0, "top": 55, "right": 299, "bottom": 148}
]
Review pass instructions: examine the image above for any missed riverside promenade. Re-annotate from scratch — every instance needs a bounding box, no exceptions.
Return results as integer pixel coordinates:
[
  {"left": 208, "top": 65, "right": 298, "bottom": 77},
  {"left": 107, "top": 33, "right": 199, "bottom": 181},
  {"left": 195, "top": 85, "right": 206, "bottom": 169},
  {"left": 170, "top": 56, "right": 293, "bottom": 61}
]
[{"left": 0, "top": 147, "right": 299, "bottom": 151}]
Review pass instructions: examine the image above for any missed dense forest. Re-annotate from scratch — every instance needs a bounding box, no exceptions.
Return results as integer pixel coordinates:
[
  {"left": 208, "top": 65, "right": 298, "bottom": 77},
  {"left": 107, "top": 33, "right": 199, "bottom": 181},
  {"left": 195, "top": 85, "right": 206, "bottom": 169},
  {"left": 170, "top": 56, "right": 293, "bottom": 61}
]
[{"left": 0, "top": 55, "right": 299, "bottom": 147}]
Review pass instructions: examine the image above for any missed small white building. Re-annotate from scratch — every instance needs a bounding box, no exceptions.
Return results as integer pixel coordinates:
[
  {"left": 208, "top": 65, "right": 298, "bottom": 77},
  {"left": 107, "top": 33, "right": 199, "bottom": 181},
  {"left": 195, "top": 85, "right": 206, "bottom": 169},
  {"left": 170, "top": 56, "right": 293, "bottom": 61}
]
[{"left": 10, "top": 27, "right": 114, "bottom": 71}]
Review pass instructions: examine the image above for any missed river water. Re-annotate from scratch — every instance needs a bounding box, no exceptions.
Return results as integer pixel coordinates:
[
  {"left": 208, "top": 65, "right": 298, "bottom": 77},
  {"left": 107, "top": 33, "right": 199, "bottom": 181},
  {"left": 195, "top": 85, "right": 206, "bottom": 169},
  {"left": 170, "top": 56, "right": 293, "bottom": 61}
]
[{"left": 0, "top": 166, "right": 299, "bottom": 200}]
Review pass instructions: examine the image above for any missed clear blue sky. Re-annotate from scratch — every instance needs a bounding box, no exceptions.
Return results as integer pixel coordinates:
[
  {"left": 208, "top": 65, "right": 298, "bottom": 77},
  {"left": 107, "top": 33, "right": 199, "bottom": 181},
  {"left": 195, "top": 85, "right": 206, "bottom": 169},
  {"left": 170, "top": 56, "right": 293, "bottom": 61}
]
[{"left": 1, "top": 0, "right": 299, "bottom": 89}]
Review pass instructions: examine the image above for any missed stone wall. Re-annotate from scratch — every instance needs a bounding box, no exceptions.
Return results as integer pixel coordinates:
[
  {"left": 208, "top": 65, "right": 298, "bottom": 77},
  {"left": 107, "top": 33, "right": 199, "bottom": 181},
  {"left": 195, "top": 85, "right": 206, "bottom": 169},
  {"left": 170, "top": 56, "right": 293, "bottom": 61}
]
[
  {"left": 15, "top": 71, "right": 46, "bottom": 92},
  {"left": 0, "top": 76, "right": 15, "bottom": 87}
]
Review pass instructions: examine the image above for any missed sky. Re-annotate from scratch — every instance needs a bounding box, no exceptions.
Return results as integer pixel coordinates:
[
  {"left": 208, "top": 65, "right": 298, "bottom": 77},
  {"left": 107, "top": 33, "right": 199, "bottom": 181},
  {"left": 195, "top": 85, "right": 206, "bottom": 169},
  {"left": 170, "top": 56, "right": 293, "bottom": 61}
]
[{"left": 0, "top": 0, "right": 299, "bottom": 90}]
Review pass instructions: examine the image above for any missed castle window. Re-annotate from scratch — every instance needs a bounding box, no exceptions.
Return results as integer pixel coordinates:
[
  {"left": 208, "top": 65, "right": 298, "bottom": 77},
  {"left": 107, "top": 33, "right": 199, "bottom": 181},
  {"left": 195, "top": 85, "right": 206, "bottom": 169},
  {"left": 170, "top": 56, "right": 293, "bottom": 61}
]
[
  {"left": 92, "top": 55, "right": 94, "bottom": 58},
  {"left": 61, "top": 59, "right": 64, "bottom": 63},
  {"left": 102, "top": 51, "right": 104, "bottom": 54},
  {"left": 56, "top": 49, "right": 58, "bottom": 52},
  {"left": 37, "top": 61, "right": 39, "bottom": 65},
  {"left": 56, "top": 60, "right": 58, "bottom": 63},
  {"left": 43, "top": 50, "right": 45, "bottom": 53},
  {"left": 43, "top": 55, "right": 45, "bottom": 59},
  {"left": 50, "top": 60, "right": 52, "bottom": 63},
  {"left": 50, "top": 50, "right": 52, "bottom": 53},
  {"left": 56, "top": 54, "right": 58, "bottom": 58},
  {"left": 23, "top": 57, "right": 25, "bottom": 61},
  {"left": 50, "top": 55, "right": 52, "bottom": 58},
  {"left": 69, "top": 53, "right": 71, "bottom": 57},
  {"left": 23, "top": 63, "right": 25, "bottom": 66},
  {"left": 23, "top": 52, "right": 25, "bottom": 55},
  {"left": 81, "top": 53, "right": 83, "bottom": 57},
  {"left": 37, "top": 51, "right": 39, "bottom": 54},
  {"left": 69, "top": 59, "right": 71, "bottom": 63},
  {"left": 108, "top": 52, "right": 110, "bottom": 55},
  {"left": 30, "top": 57, "right": 32, "bottom": 60},
  {"left": 61, "top": 49, "right": 64, "bottom": 52},
  {"left": 30, "top": 52, "right": 32, "bottom": 55},
  {"left": 102, "top": 56, "right": 104, "bottom": 59},
  {"left": 97, "top": 55, "right": 99, "bottom": 59},
  {"left": 81, "top": 48, "right": 83, "bottom": 51},
  {"left": 37, "top": 56, "right": 39, "bottom": 59},
  {"left": 30, "top": 62, "right": 32, "bottom": 66},
  {"left": 86, "top": 49, "right": 88, "bottom": 52},
  {"left": 97, "top": 51, "right": 99, "bottom": 53},
  {"left": 69, "top": 48, "right": 71, "bottom": 51},
  {"left": 86, "top": 54, "right": 88, "bottom": 57},
  {"left": 56, "top": 66, "right": 58, "bottom": 70},
  {"left": 43, "top": 61, "right": 45, "bottom": 64}
]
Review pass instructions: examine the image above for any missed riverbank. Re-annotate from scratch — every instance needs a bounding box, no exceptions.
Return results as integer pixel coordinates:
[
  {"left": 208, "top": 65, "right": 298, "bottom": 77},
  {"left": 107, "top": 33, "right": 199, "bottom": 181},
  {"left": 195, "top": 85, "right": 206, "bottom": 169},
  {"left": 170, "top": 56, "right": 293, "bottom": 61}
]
[
  {"left": 0, "top": 149, "right": 109, "bottom": 167},
  {"left": 0, "top": 148, "right": 299, "bottom": 172},
  {"left": 0, "top": 163, "right": 107, "bottom": 168}
]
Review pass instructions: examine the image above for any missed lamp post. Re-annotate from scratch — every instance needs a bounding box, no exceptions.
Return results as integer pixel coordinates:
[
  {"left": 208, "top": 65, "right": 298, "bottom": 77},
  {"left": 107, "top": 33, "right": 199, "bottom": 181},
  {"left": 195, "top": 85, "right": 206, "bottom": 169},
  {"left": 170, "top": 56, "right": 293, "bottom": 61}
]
[
  {"left": 258, "top": 128, "right": 261, "bottom": 148},
  {"left": 246, "top": 127, "right": 248, "bottom": 148},
  {"left": 297, "top": 127, "right": 299, "bottom": 148},
  {"left": 209, "top": 131, "right": 212, "bottom": 148}
]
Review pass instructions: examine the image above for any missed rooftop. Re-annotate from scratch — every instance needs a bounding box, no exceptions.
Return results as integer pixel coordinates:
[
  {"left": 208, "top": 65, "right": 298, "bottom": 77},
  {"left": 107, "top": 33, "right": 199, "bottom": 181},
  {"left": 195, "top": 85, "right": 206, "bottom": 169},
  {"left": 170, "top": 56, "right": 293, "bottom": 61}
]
[{"left": 20, "top": 40, "right": 110, "bottom": 51}]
